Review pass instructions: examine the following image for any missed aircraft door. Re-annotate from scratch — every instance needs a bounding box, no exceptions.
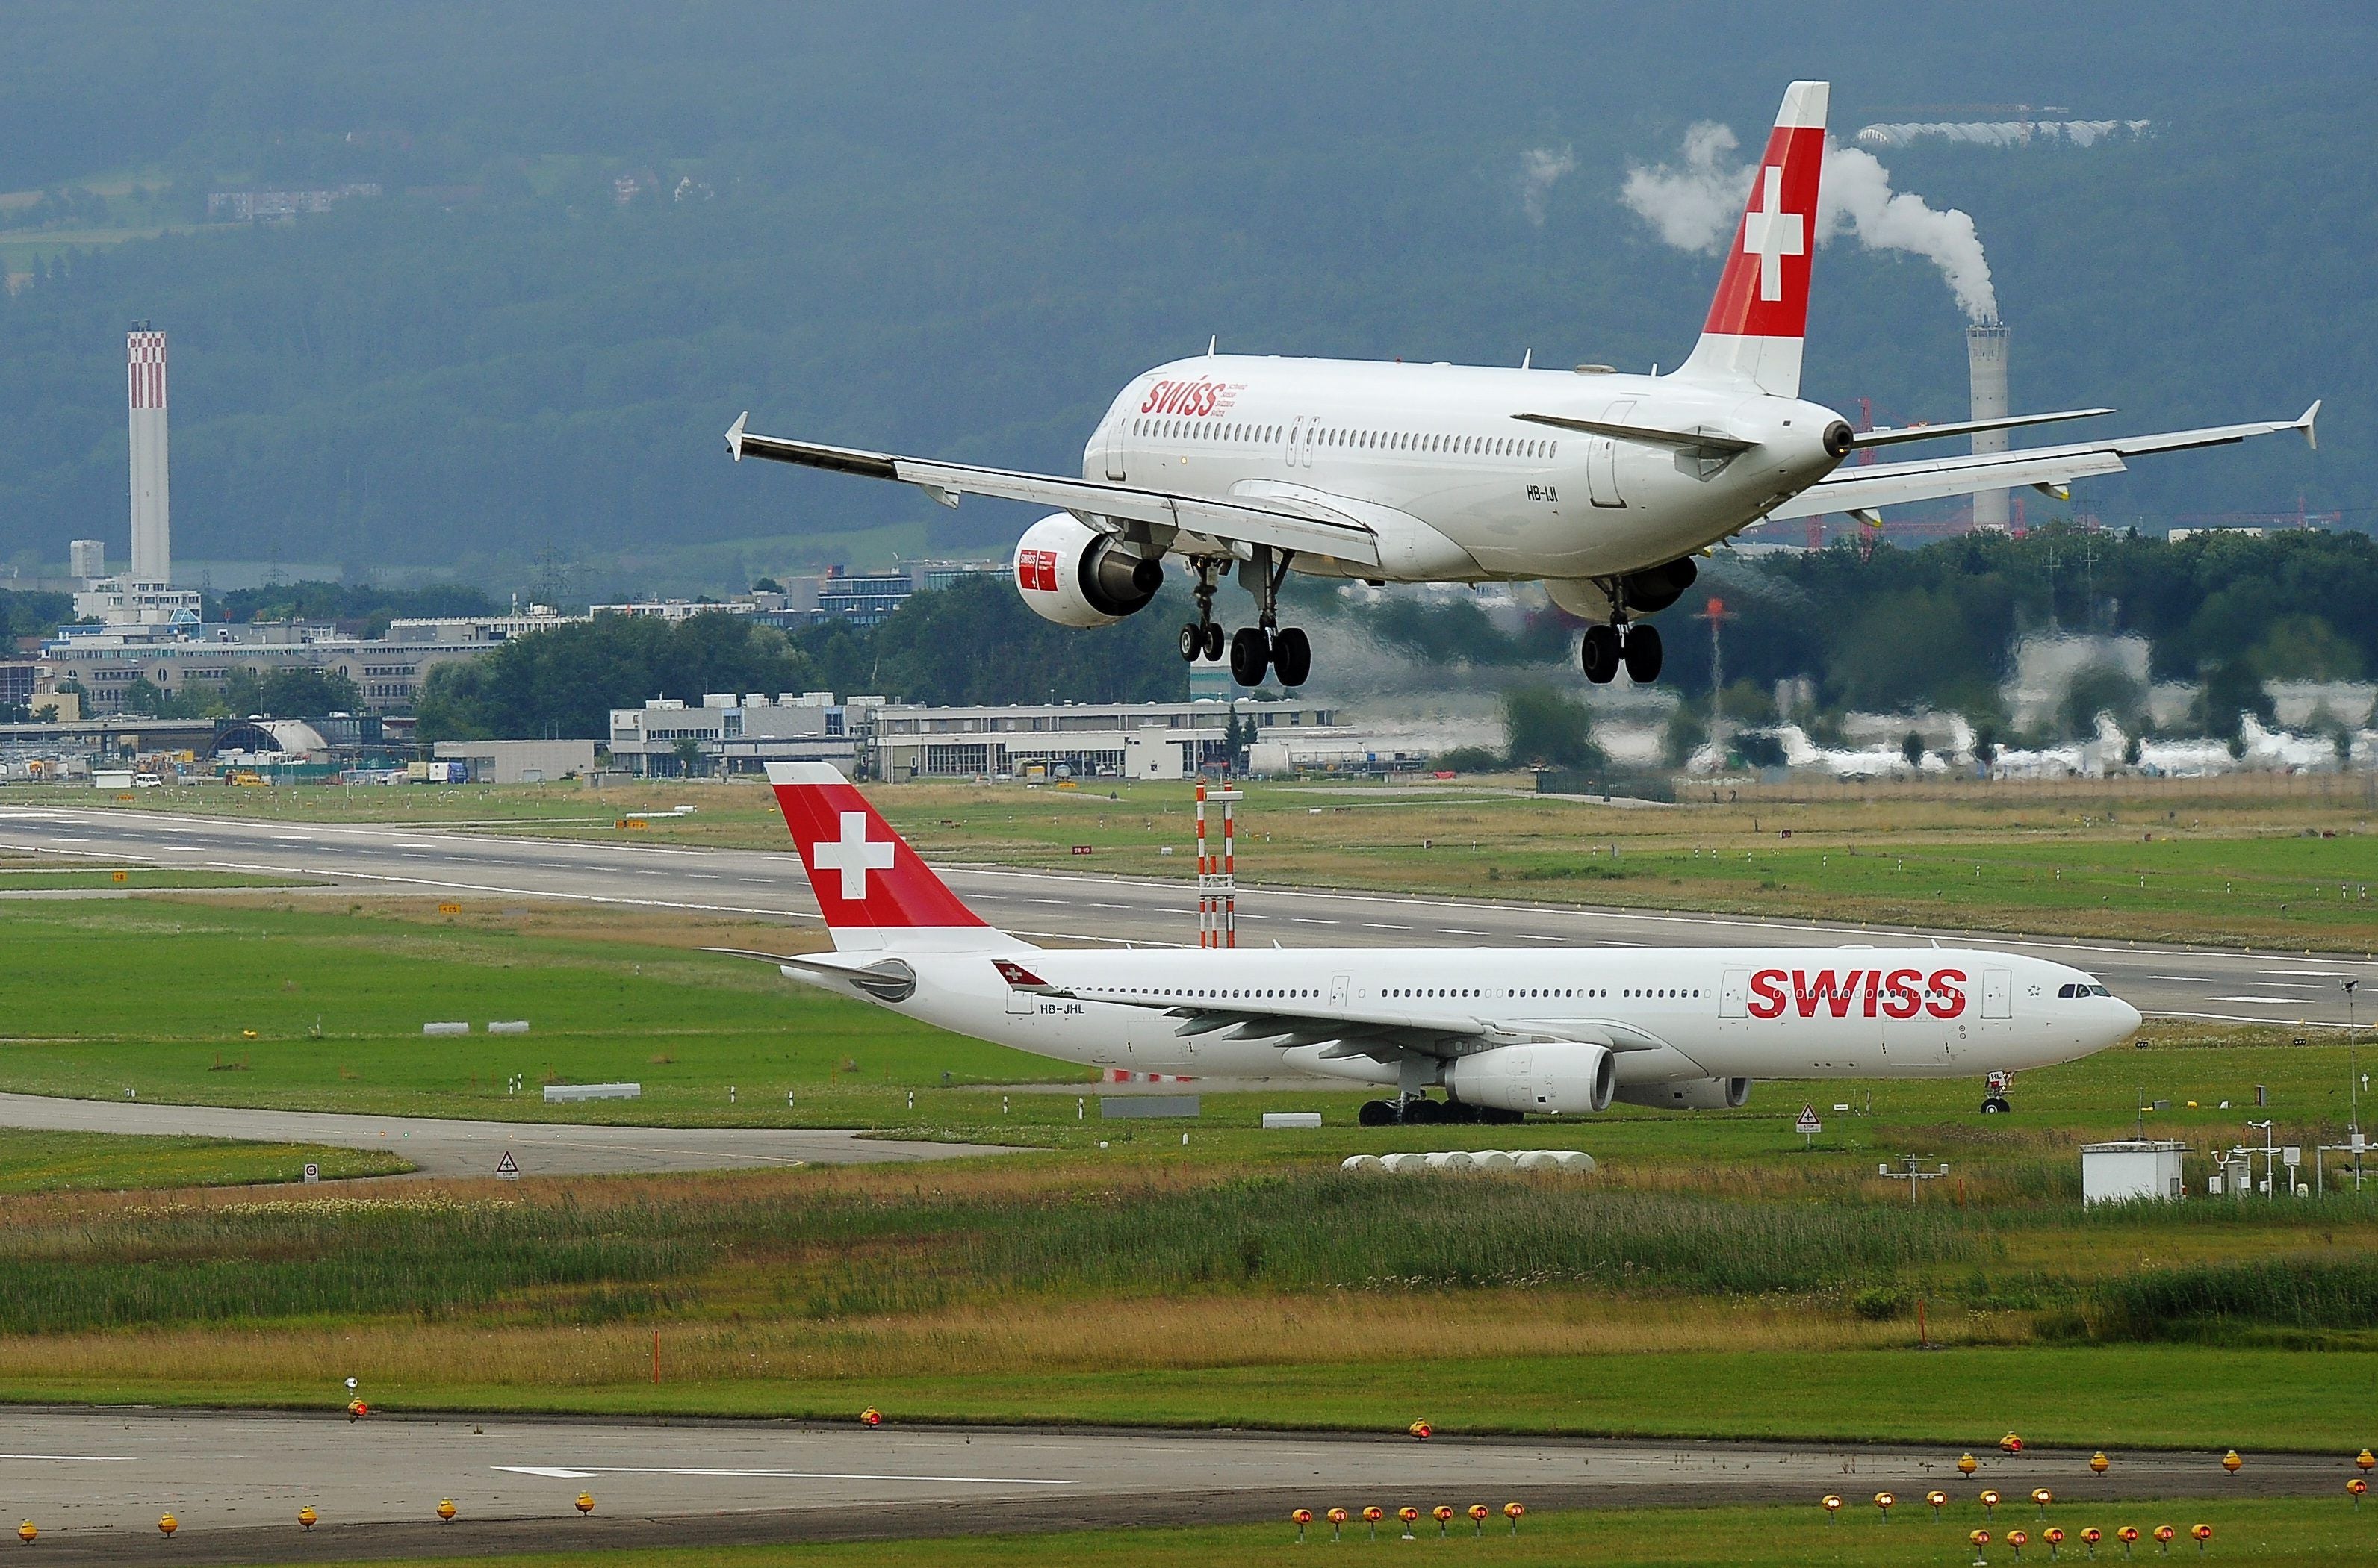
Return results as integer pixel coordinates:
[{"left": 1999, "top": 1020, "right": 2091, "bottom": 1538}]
[
  {"left": 1983, "top": 968, "right": 2013, "bottom": 1018},
  {"left": 1330, "top": 973, "right": 1350, "bottom": 1007},
  {"left": 1104, "top": 417, "right": 1128, "bottom": 481},
  {"left": 1720, "top": 968, "right": 1749, "bottom": 1018},
  {"left": 1588, "top": 400, "right": 1632, "bottom": 508},
  {"left": 1006, "top": 986, "right": 1036, "bottom": 1016}
]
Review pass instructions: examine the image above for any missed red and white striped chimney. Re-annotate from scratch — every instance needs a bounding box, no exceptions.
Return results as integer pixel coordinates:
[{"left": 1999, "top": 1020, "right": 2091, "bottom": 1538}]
[{"left": 127, "top": 325, "right": 170, "bottom": 584}]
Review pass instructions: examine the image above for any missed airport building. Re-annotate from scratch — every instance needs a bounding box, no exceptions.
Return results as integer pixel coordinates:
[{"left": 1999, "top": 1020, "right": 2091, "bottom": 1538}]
[
  {"left": 606, "top": 693, "right": 868, "bottom": 777},
  {"left": 866, "top": 698, "right": 1344, "bottom": 782}
]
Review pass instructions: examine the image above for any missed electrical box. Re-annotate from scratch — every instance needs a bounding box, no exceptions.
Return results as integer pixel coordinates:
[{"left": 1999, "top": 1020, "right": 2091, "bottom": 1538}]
[{"left": 2081, "top": 1139, "right": 2188, "bottom": 1205}]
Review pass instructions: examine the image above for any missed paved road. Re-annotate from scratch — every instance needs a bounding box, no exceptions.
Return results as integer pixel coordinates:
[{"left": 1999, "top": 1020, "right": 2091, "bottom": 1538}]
[
  {"left": 1, "top": 806, "right": 2367, "bottom": 1029},
  {"left": 0, "top": 1407, "right": 2350, "bottom": 1563},
  {"left": 0, "top": 1094, "right": 1012, "bottom": 1178}
]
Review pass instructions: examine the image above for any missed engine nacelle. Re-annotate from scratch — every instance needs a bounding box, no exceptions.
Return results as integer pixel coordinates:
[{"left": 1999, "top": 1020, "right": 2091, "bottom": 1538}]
[
  {"left": 1011, "top": 514, "right": 1163, "bottom": 628},
  {"left": 1612, "top": 1076, "right": 1751, "bottom": 1111},
  {"left": 1443, "top": 1041, "right": 1615, "bottom": 1117}
]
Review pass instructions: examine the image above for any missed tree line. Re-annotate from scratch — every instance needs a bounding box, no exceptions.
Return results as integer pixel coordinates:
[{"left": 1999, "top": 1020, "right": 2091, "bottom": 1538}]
[{"left": 417, "top": 574, "right": 1184, "bottom": 740}]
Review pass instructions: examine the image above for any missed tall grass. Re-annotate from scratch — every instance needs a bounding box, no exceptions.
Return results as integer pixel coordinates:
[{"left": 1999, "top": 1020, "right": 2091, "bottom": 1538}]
[
  {"left": 991, "top": 1176, "right": 1976, "bottom": 1296},
  {"left": 0, "top": 1195, "right": 696, "bottom": 1333},
  {"left": 0, "top": 1175, "right": 1981, "bottom": 1335},
  {"left": 2087, "top": 1254, "right": 2378, "bottom": 1340}
]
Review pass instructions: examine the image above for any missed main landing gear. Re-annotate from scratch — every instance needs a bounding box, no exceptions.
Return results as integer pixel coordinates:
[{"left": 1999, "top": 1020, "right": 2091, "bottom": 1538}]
[
  {"left": 1358, "top": 1095, "right": 1524, "bottom": 1127},
  {"left": 1179, "top": 553, "right": 1311, "bottom": 688},
  {"left": 1980, "top": 1095, "right": 2012, "bottom": 1115},
  {"left": 1580, "top": 622, "right": 1662, "bottom": 685}
]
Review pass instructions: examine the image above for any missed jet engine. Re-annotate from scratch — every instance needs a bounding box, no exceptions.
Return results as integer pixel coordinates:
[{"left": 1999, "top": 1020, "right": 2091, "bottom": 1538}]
[
  {"left": 1612, "top": 1076, "right": 1751, "bottom": 1111},
  {"left": 1442, "top": 1041, "right": 1615, "bottom": 1117},
  {"left": 1011, "top": 514, "right": 1163, "bottom": 628},
  {"left": 1543, "top": 555, "right": 1698, "bottom": 622}
]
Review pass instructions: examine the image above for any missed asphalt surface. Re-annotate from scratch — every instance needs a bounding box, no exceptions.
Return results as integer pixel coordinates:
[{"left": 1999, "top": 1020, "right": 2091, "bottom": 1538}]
[
  {"left": 0, "top": 1093, "right": 1012, "bottom": 1177},
  {"left": 1, "top": 806, "right": 2367, "bottom": 1030},
  {"left": 0, "top": 1408, "right": 2353, "bottom": 1563}
]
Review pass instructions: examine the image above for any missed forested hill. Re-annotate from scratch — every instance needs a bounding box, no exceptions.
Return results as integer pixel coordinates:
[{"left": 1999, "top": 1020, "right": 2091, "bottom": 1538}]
[{"left": 0, "top": 2, "right": 2366, "bottom": 583}]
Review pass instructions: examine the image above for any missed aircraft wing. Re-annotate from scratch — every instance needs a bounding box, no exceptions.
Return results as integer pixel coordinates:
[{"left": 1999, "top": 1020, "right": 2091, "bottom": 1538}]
[
  {"left": 725, "top": 415, "right": 1383, "bottom": 569},
  {"left": 1008, "top": 967, "right": 1665, "bottom": 1062},
  {"left": 1764, "top": 402, "right": 2319, "bottom": 521}
]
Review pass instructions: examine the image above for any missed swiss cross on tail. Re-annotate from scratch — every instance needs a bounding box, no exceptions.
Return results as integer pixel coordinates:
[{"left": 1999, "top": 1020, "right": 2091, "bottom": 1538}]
[
  {"left": 763, "top": 762, "right": 990, "bottom": 945},
  {"left": 1677, "top": 80, "right": 1827, "bottom": 398},
  {"left": 1702, "top": 81, "right": 1824, "bottom": 339}
]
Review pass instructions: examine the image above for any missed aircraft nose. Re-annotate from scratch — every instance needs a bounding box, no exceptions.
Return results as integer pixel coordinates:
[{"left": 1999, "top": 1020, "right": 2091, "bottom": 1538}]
[{"left": 2111, "top": 997, "right": 2143, "bottom": 1040}]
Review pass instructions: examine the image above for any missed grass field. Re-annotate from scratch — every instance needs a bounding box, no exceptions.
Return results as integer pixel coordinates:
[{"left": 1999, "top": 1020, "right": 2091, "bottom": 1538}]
[
  {"left": 240, "top": 1498, "right": 2378, "bottom": 1568},
  {"left": 23, "top": 769, "right": 2378, "bottom": 949},
  {"left": 4, "top": 853, "right": 2378, "bottom": 1454},
  {"left": 0, "top": 862, "right": 299, "bottom": 890},
  {"left": 0, "top": 1130, "right": 409, "bottom": 1192}
]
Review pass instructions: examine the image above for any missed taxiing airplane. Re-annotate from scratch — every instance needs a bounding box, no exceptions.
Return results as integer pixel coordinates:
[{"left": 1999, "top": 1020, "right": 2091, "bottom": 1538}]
[
  {"left": 746, "top": 764, "right": 2140, "bottom": 1124},
  {"left": 726, "top": 79, "right": 2318, "bottom": 691}
]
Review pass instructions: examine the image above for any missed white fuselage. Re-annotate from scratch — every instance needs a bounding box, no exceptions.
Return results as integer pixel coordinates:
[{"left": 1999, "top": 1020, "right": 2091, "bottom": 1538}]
[
  {"left": 840, "top": 943, "right": 2138, "bottom": 1094},
  {"left": 1088, "top": 355, "right": 1846, "bottom": 585}
]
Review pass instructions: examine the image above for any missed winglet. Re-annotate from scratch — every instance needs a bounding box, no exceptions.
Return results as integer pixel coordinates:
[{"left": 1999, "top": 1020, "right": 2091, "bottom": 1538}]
[
  {"left": 724, "top": 411, "right": 749, "bottom": 460},
  {"left": 2297, "top": 399, "right": 2320, "bottom": 452}
]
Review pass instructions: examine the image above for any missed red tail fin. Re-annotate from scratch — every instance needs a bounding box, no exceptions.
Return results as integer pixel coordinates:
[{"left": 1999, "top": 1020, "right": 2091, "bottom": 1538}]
[
  {"left": 765, "top": 763, "right": 1013, "bottom": 952},
  {"left": 1674, "top": 80, "right": 1828, "bottom": 397}
]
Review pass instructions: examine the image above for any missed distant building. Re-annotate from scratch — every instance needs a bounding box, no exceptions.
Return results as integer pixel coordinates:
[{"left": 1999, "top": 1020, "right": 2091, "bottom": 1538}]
[
  {"left": 68, "top": 540, "right": 105, "bottom": 580},
  {"left": 868, "top": 698, "right": 1340, "bottom": 782},
  {"left": 431, "top": 739, "right": 597, "bottom": 784},
  {"left": 37, "top": 610, "right": 581, "bottom": 718},
  {"left": 593, "top": 561, "right": 1002, "bottom": 632},
  {"left": 607, "top": 693, "right": 864, "bottom": 777},
  {"left": 206, "top": 184, "right": 381, "bottom": 220}
]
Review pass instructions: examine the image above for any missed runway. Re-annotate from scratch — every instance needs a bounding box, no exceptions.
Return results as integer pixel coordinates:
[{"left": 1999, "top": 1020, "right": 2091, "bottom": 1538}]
[
  {"left": 1, "top": 806, "right": 2365, "bottom": 1029},
  {"left": 0, "top": 1407, "right": 2353, "bottom": 1563},
  {"left": 0, "top": 1093, "right": 1013, "bottom": 1177}
]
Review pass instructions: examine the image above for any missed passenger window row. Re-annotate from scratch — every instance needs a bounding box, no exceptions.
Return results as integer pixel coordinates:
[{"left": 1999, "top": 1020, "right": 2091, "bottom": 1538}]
[{"left": 1130, "top": 417, "right": 1555, "bottom": 461}]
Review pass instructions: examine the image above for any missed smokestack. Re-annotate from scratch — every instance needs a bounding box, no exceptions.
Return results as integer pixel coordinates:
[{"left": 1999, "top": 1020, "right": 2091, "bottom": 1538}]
[
  {"left": 1966, "top": 321, "right": 2010, "bottom": 531},
  {"left": 127, "top": 323, "right": 170, "bottom": 584}
]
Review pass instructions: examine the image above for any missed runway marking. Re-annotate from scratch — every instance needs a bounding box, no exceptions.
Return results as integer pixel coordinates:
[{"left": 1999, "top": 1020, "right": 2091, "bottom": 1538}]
[
  {"left": 2148, "top": 1009, "right": 2353, "bottom": 1028},
  {"left": 0, "top": 1452, "right": 136, "bottom": 1462},
  {"left": 494, "top": 1465, "right": 1071, "bottom": 1486},
  {"left": 1361, "top": 923, "right": 1410, "bottom": 931},
  {"left": 2207, "top": 995, "right": 2310, "bottom": 1005},
  {"left": 2147, "top": 974, "right": 2218, "bottom": 983},
  {"left": 1439, "top": 928, "right": 1487, "bottom": 936}
]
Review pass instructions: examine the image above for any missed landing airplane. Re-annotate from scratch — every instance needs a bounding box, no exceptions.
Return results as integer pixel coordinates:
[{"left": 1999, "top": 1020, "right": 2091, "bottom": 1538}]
[
  {"left": 745, "top": 764, "right": 2140, "bottom": 1124},
  {"left": 726, "top": 80, "right": 2318, "bottom": 691}
]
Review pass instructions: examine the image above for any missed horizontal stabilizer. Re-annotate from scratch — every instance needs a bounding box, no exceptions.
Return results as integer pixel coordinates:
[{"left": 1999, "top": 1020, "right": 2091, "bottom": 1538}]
[
  {"left": 1515, "top": 412, "right": 1755, "bottom": 455},
  {"left": 1850, "top": 408, "right": 2114, "bottom": 449}
]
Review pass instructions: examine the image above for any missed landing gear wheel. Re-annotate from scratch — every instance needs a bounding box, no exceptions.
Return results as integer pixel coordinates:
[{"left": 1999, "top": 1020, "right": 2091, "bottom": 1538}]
[
  {"left": 1358, "top": 1099, "right": 1397, "bottom": 1127},
  {"left": 1179, "top": 624, "right": 1204, "bottom": 662},
  {"left": 1229, "top": 626, "right": 1271, "bottom": 686},
  {"left": 1271, "top": 626, "right": 1312, "bottom": 687},
  {"left": 1397, "top": 1096, "right": 1442, "bottom": 1126},
  {"left": 1981, "top": 1096, "right": 2011, "bottom": 1115},
  {"left": 1581, "top": 624, "right": 1621, "bottom": 684},
  {"left": 1622, "top": 623, "right": 1663, "bottom": 683},
  {"left": 1202, "top": 621, "right": 1225, "bottom": 661}
]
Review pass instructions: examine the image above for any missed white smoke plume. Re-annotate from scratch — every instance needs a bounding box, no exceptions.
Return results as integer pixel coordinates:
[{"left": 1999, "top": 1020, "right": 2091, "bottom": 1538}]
[
  {"left": 1619, "top": 123, "right": 1998, "bottom": 323},
  {"left": 1516, "top": 144, "right": 1577, "bottom": 227},
  {"left": 1617, "top": 122, "right": 1745, "bottom": 249}
]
